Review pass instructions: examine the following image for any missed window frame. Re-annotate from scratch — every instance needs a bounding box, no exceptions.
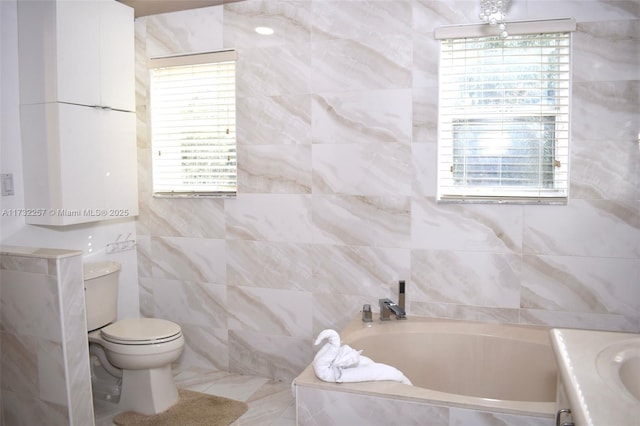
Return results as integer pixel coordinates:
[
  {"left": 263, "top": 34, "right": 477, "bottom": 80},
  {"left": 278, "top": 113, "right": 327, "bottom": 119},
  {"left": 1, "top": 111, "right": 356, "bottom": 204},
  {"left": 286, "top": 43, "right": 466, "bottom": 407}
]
[
  {"left": 435, "top": 19, "right": 575, "bottom": 204},
  {"left": 148, "top": 50, "right": 238, "bottom": 198}
]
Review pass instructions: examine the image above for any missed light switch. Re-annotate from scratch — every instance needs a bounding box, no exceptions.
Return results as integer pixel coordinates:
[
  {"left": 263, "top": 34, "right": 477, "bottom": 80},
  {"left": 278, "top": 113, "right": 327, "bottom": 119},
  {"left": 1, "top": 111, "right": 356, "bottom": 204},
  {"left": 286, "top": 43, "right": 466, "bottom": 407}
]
[{"left": 2, "top": 173, "right": 15, "bottom": 196}]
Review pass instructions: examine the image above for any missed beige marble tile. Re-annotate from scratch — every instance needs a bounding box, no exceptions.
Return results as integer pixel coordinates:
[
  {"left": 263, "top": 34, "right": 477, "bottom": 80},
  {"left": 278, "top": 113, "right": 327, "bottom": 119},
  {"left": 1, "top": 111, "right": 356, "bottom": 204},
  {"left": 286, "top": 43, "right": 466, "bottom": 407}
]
[
  {"left": 178, "top": 323, "right": 229, "bottom": 372},
  {"left": 573, "top": 20, "right": 640, "bottom": 82},
  {"left": 523, "top": 200, "right": 640, "bottom": 257},
  {"left": 0, "top": 270, "right": 61, "bottom": 341},
  {"left": 410, "top": 302, "right": 520, "bottom": 325},
  {"left": 527, "top": 1, "right": 640, "bottom": 23},
  {"left": 150, "top": 278, "right": 228, "bottom": 329},
  {"left": 3, "top": 391, "right": 68, "bottom": 426},
  {"left": 226, "top": 194, "right": 314, "bottom": 243},
  {"left": 310, "top": 35, "right": 412, "bottom": 93},
  {"left": 312, "top": 292, "right": 375, "bottom": 337},
  {"left": 149, "top": 236, "right": 227, "bottom": 283},
  {"left": 449, "top": 406, "right": 551, "bottom": 426},
  {"left": 229, "top": 330, "right": 311, "bottom": 382},
  {"left": 236, "top": 95, "right": 311, "bottom": 146},
  {"left": 521, "top": 255, "right": 640, "bottom": 317},
  {"left": 137, "top": 197, "right": 226, "bottom": 238},
  {"left": 411, "top": 249, "right": 522, "bottom": 309},
  {"left": 312, "top": 142, "right": 412, "bottom": 196},
  {"left": 145, "top": 6, "right": 223, "bottom": 57},
  {"left": 236, "top": 44, "right": 311, "bottom": 97},
  {"left": 1, "top": 332, "right": 38, "bottom": 397},
  {"left": 413, "top": 0, "right": 482, "bottom": 31},
  {"left": 36, "top": 339, "right": 66, "bottom": 406},
  {"left": 0, "top": 254, "right": 48, "bottom": 274},
  {"left": 238, "top": 144, "right": 312, "bottom": 194},
  {"left": 412, "top": 197, "right": 523, "bottom": 252},
  {"left": 233, "top": 379, "right": 296, "bottom": 426},
  {"left": 227, "top": 240, "right": 314, "bottom": 291},
  {"left": 312, "top": 195, "right": 411, "bottom": 248},
  {"left": 311, "top": 244, "right": 410, "bottom": 297},
  {"left": 296, "top": 385, "right": 449, "bottom": 425},
  {"left": 311, "top": 0, "right": 412, "bottom": 41},
  {"left": 223, "top": 1, "right": 311, "bottom": 49},
  {"left": 228, "top": 286, "right": 312, "bottom": 338},
  {"left": 311, "top": 89, "right": 412, "bottom": 145},
  {"left": 520, "top": 308, "right": 637, "bottom": 332},
  {"left": 412, "top": 143, "right": 437, "bottom": 197},
  {"left": 573, "top": 80, "right": 640, "bottom": 143}
]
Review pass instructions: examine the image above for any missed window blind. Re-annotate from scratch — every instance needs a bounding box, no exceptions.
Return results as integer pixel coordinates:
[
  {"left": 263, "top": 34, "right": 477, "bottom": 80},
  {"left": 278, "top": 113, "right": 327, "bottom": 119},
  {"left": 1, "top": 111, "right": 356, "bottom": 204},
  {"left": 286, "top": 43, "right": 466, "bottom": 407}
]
[
  {"left": 149, "top": 51, "right": 237, "bottom": 197},
  {"left": 437, "top": 32, "right": 571, "bottom": 204}
]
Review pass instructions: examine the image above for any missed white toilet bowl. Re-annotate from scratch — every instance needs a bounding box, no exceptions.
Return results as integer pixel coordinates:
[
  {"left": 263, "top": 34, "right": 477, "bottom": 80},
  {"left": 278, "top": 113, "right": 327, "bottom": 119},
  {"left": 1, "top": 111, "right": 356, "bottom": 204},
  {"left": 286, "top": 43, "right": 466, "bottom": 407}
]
[
  {"left": 89, "top": 318, "right": 184, "bottom": 415},
  {"left": 84, "top": 262, "right": 186, "bottom": 415}
]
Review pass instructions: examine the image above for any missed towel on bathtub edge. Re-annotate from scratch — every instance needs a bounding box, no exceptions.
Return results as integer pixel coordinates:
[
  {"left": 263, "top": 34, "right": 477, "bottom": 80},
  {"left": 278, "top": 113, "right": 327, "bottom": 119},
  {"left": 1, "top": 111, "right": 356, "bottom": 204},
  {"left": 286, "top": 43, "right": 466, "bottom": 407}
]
[{"left": 312, "top": 329, "right": 412, "bottom": 385}]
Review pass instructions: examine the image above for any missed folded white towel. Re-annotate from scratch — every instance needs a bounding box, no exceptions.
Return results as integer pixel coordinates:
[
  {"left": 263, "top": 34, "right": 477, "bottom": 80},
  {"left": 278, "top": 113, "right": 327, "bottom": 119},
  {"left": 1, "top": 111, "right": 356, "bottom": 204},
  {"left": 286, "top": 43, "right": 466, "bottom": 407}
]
[{"left": 312, "top": 329, "right": 412, "bottom": 385}]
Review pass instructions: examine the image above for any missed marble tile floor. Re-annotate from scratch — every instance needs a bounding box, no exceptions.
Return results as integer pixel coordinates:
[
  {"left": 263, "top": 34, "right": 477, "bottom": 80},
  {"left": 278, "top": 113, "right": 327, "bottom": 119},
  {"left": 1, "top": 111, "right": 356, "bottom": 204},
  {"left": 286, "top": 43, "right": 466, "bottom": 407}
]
[{"left": 93, "top": 368, "right": 296, "bottom": 426}]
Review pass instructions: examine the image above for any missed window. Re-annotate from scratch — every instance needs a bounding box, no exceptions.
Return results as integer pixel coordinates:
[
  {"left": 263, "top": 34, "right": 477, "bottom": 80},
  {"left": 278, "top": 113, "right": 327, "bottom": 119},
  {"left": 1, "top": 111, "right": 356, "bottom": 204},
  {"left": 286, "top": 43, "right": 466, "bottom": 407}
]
[
  {"left": 436, "top": 20, "right": 575, "bottom": 203},
  {"left": 149, "top": 50, "right": 237, "bottom": 197}
]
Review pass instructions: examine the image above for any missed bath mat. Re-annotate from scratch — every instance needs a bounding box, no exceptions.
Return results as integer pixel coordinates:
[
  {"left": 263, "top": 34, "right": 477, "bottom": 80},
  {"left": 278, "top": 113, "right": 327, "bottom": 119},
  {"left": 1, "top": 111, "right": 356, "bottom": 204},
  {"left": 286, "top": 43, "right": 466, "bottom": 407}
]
[{"left": 113, "top": 388, "right": 248, "bottom": 426}]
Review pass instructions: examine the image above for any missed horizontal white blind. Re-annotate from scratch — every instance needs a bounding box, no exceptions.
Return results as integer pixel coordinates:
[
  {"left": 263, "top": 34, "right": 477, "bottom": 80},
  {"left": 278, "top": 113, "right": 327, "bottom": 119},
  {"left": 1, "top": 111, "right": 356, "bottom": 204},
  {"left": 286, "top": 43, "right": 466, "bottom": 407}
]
[
  {"left": 437, "top": 33, "right": 571, "bottom": 203},
  {"left": 150, "top": 51, "right": 236, "bottom": 196}
]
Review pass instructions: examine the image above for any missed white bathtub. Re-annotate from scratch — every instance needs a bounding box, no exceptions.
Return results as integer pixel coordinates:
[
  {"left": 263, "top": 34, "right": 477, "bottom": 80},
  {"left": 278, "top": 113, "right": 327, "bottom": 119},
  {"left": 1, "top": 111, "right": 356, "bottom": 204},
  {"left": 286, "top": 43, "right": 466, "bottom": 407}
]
[{"left": 294, "top": 314, "right": 557, "bottom": 426}]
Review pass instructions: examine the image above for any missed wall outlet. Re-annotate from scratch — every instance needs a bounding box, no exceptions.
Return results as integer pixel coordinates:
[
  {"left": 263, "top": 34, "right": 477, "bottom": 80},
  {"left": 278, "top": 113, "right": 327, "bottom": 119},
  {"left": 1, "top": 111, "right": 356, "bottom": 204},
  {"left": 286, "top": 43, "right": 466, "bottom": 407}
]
[{"left": 1, "top": 173, "right": 14, "bottom": 196}]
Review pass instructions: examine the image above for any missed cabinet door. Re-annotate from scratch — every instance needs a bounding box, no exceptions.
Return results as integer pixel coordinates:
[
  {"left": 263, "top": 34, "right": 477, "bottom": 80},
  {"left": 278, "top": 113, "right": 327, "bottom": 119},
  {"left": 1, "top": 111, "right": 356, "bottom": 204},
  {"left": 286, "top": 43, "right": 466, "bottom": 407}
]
[
  {"left": 58, "top": 104, "right": 106, "bottom": 216},
  {"left": 56, "top": 0, "right": 102, "bottom": 106},
  {"left": 17, "top": 0, "right": 99, "bottom": 106},
  {"left": 17, "top": 0, "right": 134, "bottom": 110},
  {"left": 58, "top": 106, "right": 138, "bottom": 224},
  {"left": 21, "top": 103, "right": 138, "bottom": 225},
  {"left": 102, "top": 110, "right": 138, "bottom": 217},
  {"left": 20, "top": 103, "right": 61, "bottom": 214},
  {"left": 99, "top": 0, "right": 135, "bottom": 111}
]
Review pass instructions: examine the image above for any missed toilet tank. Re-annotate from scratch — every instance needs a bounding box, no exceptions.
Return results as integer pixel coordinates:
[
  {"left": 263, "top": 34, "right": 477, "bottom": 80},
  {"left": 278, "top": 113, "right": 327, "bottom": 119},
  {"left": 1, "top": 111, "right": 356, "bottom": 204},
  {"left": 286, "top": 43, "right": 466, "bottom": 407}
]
[{"left": 84, "top": 261, "right": 121, "bottom": 332}]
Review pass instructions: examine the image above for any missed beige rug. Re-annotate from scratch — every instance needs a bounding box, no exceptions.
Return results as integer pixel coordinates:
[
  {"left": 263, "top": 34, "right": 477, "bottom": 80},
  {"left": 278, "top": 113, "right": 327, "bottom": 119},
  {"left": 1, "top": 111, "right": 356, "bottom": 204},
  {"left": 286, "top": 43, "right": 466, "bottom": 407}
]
[{"left": 113, "top": 389, "right": 249, "bottom": 426}]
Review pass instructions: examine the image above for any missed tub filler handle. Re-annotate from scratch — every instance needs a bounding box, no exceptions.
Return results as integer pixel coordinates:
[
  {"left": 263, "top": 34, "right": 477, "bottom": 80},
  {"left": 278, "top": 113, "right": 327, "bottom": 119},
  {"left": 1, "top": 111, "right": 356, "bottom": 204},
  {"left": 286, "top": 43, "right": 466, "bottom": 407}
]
[{"left": 362, "top": 304, "right": 373, "bottom": 323}]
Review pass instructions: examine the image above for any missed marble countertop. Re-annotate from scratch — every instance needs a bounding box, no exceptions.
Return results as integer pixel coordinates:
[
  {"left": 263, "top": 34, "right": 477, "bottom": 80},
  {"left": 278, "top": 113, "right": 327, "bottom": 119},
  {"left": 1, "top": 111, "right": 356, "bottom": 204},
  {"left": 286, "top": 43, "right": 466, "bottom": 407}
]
[
  {"left": 0, "top": 245, "right": 82, "bottom": 259},
  {"left": 550, "top": 328, "right": 640, "bottom": 426}
]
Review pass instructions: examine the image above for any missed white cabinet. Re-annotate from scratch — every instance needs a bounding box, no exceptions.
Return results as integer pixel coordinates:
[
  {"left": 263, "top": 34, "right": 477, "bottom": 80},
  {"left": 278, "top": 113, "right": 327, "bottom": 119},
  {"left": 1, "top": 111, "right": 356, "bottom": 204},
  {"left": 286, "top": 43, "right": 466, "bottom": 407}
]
[
  {"left": 98, "top": 0, "right": 136, "bottom": 111},
  {"left": 18, "top": 0, "right": 135, "bottom": 111},
  {"left": 20, "top": 103, "right": 137, "bottom": 226},
  {"left": 17, "top": 0, "right": 138, "bottom": 225}
]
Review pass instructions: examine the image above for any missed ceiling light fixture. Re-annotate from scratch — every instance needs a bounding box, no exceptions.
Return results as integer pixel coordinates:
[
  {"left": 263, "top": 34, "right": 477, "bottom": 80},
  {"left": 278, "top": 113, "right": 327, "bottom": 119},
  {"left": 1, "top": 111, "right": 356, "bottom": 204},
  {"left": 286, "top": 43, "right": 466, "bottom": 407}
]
[
  {"left": 479, "top": 0, "right": 510, "bottom": 38},
  {"left": 254, "top": 26, "right": 274, "bottom": 36}
]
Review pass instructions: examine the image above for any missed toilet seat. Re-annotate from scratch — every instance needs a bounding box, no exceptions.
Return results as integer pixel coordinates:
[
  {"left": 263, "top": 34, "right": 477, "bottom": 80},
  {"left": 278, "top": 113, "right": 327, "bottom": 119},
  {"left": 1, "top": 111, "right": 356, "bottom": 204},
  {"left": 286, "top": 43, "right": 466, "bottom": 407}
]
[{"left": 101, "top": 318, "right": 182, "bottom": 345}]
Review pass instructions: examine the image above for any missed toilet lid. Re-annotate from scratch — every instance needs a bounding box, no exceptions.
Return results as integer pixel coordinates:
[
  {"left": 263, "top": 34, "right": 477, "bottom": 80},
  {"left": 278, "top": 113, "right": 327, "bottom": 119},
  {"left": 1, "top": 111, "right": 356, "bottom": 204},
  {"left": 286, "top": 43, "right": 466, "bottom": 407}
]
[{"left": 100, "top": 318, "right": 182, "bottom": 344}]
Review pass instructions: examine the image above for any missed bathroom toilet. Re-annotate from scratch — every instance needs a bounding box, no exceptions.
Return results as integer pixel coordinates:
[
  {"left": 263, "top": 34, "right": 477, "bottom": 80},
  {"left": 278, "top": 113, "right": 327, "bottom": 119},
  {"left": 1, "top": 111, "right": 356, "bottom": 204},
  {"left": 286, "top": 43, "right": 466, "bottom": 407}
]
[{"left": 84, "top": 261, "right": 185, "bottom": 415}]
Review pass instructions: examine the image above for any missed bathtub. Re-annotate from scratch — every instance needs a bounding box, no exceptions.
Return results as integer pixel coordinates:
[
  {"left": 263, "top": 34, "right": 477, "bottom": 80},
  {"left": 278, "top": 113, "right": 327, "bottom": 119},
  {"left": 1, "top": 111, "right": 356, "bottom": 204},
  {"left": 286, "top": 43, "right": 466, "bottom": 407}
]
[{"left": 293, "top": 314, "right": 558, "bottom": 426}]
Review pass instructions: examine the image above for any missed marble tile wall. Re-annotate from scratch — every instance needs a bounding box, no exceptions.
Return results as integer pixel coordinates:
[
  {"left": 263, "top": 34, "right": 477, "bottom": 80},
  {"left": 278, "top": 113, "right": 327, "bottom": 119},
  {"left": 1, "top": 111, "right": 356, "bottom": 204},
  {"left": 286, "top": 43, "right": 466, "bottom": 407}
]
[
  {"left": 0, "top": 247, "right": 94, "bottom": 426},
  {"left": 296, "top": 386, "right": 551, "bottom": 426},
  {"left": 135, "top": 0, "right": 640, "bottom": 382}
]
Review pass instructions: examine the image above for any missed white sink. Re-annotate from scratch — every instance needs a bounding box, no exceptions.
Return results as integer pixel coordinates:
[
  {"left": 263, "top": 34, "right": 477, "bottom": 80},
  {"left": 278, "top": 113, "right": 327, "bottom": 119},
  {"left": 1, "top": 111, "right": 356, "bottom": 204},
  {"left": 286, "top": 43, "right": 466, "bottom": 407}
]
[
  {"left": 621, "top": 355, "right": 640, "bottom": 401},
  {"left": 596, "top": 337, "right": 640, "bottom": 403},
  {"left": 551, "top": 329, "right": 640, "bottom": 426}
]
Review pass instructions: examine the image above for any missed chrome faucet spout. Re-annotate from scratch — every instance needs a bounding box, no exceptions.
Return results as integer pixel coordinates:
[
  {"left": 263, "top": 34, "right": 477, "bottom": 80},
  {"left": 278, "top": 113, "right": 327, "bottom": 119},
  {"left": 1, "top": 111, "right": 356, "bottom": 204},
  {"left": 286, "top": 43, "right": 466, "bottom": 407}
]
[{"left": 379, "top": 298, "right": 406, "bottom": 320}]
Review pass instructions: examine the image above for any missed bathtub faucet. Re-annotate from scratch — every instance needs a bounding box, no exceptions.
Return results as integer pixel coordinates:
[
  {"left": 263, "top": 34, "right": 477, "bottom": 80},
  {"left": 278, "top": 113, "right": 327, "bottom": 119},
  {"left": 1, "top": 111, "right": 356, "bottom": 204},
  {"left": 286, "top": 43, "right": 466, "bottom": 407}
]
[{"left": 379, "top": 298, "right": 406, "bottom": 320}]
